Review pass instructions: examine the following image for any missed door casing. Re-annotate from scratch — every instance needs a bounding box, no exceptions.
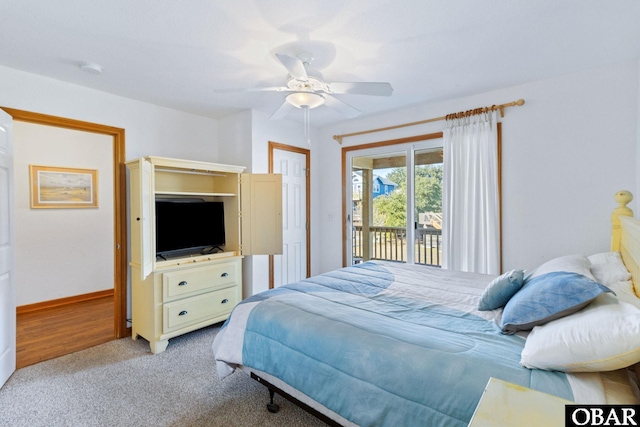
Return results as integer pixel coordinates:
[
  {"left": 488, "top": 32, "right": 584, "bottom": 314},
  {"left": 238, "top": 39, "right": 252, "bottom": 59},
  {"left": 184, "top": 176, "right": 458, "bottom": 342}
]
[{"left": 1, "top": 107, "right": 128, "bottom": 339}]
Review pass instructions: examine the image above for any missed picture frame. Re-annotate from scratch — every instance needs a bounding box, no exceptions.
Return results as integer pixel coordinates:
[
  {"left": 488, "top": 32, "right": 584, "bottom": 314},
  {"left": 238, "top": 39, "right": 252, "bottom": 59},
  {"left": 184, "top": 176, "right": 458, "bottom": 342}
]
[{"left": 30, "top": 165, "right": 98, "bottom": 208}]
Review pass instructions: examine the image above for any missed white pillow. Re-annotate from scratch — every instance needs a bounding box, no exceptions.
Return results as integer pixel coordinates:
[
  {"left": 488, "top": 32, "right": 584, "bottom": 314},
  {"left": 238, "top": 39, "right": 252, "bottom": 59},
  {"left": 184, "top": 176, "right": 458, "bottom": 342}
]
[
  {"left": 608, "top": 279, "right": 640, "bottom": 308},
  {"left": 521, "top": 292, "right": 640, "bottom": 372},
  {"left": 526, "top": 254, "right": 596, "bottom": 282},
  {"left": 588, "top": 251, "right": 631, "bottom": 286}
]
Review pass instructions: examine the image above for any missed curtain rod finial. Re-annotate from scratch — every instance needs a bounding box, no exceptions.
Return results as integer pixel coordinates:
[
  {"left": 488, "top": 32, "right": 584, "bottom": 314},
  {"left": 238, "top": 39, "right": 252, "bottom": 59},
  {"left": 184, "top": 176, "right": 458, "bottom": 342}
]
[{"left": 516, "top": 99, "right": 525, "bottom": 106}]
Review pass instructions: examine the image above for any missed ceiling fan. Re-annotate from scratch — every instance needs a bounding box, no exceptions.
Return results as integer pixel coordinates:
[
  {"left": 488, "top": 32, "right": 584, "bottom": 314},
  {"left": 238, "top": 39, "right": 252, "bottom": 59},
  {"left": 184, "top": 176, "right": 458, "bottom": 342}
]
[{"left": 217, "top": 52, "right": 393, "bottom": 121}]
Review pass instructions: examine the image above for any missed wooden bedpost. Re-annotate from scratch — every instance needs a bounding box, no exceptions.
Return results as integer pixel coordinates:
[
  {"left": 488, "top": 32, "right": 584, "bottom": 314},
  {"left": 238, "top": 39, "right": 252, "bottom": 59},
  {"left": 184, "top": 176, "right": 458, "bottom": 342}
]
[{"left": 612, "top": 190, "right": 633, "bottom": 252}]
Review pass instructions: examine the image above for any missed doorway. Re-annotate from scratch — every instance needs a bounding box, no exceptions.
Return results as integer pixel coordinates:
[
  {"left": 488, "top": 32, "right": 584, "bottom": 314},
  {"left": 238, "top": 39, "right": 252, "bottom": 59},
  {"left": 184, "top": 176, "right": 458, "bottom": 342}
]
[
  {"left": 269, "top": 141, "right": 310, "bottom": 288},
  {"left": 2, "top": 108, "right": 127, "bottom": 366}
]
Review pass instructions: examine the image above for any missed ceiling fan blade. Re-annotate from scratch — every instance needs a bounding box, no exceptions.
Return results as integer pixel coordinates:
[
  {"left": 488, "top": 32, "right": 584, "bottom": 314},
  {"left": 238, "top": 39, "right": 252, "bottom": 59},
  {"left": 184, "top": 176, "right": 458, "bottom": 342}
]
[
  {"left": 275, "top": 53, "right": 308, "bottom": 81},
  {"left": 213, "top": 86, "right": 290, "bottom": 93},
  {"left": 326, "top": 81, "right": 393, "bottom": 96},
  {"left": 323, "top": 94, "right": 360, "bottom": 118},
  {"left": 270, "top": 100, "right": 294, "bottom": 120}
]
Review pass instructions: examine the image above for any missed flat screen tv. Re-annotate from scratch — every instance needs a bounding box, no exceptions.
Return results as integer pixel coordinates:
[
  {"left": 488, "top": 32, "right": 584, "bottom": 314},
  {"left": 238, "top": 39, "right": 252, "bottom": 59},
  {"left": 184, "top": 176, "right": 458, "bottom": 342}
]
[{"left": 155, "top": 199, "right": 225, "bottom": 259}]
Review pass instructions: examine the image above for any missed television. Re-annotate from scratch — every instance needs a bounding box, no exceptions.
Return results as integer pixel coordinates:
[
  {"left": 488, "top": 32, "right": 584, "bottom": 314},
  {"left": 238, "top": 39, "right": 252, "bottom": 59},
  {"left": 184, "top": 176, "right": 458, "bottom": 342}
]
[{"left": 155, "top": 199, "right": 226, "bottom": 259}]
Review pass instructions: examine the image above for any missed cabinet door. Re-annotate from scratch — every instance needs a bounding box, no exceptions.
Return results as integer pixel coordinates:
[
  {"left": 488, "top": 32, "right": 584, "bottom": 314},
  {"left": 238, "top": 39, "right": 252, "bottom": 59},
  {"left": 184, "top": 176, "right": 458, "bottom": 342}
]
[
  {"left": 130, "top": 158, "right": 154, "bottom": 279},
  {"left": 140, "top": 159, "right": 153, "bottom": 278},
  {"left": 241, "top": 174, "right": 283, "bottom": 255}
]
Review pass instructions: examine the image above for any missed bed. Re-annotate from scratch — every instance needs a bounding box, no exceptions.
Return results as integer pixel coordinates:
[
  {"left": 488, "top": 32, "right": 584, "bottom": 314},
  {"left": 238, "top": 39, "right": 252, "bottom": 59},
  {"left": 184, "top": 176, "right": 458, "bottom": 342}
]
[{"left": 212, "top": 191, "right": 640, "bottom": 426}]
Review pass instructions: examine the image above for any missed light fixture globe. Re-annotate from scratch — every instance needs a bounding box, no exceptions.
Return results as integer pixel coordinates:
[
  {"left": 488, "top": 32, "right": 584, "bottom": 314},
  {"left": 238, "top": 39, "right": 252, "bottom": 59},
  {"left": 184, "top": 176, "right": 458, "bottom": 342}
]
[{"left": 285, "top": 91, "right": 325, "bottom": 109}]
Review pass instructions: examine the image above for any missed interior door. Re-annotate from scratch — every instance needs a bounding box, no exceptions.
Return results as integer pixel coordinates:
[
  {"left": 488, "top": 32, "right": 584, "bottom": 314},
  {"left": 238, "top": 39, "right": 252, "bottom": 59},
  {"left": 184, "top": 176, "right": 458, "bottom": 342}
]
[
  {"left": 0, "top": 109, "right": 15, "bottom": 388},
  {"left": 272, "top": 148, "right": 308, "bottom": 287}
]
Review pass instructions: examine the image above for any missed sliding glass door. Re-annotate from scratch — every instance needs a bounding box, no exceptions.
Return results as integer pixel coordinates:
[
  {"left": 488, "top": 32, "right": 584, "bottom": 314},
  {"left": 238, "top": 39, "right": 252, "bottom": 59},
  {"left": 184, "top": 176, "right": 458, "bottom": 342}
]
[
  {"left": 413, "top": 147, "right": 443, "bottom": 266},
  {"left": 350, "top": 151, "right": 407, "bottom": 264},
  {"left": 346, "top": 139, "right": 443, "bottom": 266}
]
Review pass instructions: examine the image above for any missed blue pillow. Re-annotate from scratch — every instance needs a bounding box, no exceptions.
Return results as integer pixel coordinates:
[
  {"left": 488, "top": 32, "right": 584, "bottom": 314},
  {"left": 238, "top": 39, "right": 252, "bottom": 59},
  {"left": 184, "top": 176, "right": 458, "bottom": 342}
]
[
  {"left": 478, "top": 270, "right": 525, "bottom": 311},
  {"left": 501, "top": 272, "right": 613, "bottom": 334}
]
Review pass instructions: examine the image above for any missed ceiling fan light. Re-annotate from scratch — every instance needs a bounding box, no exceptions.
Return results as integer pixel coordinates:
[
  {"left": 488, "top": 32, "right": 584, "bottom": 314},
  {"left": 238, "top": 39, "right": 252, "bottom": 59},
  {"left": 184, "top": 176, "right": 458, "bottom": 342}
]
[{"left": 286, "top": 91, "right": 325, "bottom": 109}]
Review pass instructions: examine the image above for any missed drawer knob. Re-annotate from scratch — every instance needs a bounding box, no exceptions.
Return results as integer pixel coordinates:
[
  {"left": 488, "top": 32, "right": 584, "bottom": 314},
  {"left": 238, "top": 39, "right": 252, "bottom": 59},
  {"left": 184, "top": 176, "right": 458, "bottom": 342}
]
[
  {"left": 221, "top": 299, "right": 229, "bottom": 304},
  {"left": 178, "top": 310, "right": 188, "bottom": 316},
  {"left": 178, "top": 281, "right": 188, "bottom": 286},
  {"left": 221, "top": 272, "right": 229, "bottom": 277}
]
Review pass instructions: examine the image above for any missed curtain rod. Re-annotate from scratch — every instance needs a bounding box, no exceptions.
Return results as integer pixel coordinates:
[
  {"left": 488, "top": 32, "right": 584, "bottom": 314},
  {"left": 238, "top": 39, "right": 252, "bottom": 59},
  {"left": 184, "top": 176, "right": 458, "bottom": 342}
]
[{"left": 332, "top": 98, "right": 525, "bottom": 144}]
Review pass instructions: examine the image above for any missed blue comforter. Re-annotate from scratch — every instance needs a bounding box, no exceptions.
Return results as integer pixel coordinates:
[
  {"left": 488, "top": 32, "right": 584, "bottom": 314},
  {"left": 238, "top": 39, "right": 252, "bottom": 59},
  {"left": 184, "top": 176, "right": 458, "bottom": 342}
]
[{"left": 213, "top": 261, "right": 573, "bottom": 426}]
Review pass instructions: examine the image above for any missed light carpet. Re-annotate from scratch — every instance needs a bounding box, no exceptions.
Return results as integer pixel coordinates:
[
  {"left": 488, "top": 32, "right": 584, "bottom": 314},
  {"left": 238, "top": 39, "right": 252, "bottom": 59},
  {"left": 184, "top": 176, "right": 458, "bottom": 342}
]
[{"left": 0, "top": 324, "right": 328, "bottom": 427}]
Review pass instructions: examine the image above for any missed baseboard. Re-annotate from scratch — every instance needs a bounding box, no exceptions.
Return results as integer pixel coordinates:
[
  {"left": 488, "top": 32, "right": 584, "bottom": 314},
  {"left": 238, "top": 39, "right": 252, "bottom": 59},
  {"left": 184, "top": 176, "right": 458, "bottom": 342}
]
[{"left": 17, "top": 289, "right": 114, "bottom": 315}]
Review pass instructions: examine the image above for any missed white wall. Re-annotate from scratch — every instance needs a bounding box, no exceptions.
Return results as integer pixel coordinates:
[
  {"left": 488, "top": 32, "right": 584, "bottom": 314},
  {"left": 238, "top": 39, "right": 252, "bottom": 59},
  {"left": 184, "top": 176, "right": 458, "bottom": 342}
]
[
  {"left": 0, "top": 67, "right": 218, "bottom": 162},
  {"left": 217, "top": 111, "right": 253, "bottom": 168},
  {"left": 0, "top": 65, "right": 219, "bottom": 307},
  {"left": 317, "top": 60, "right": 640, "bottom": 274}
]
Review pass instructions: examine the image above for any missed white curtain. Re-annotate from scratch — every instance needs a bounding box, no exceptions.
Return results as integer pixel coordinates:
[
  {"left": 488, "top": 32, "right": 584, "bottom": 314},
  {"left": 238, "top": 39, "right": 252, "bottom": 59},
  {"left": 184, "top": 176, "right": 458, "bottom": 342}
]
[{"left": 442, "top": 110, "right": 500, "bottom": 275}]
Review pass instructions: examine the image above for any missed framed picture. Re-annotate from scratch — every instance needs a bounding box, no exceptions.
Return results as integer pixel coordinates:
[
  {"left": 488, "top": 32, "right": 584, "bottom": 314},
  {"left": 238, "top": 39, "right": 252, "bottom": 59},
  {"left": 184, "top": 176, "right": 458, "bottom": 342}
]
[{"left": 30, "top": 165, "right": 98, "bottom": 208}]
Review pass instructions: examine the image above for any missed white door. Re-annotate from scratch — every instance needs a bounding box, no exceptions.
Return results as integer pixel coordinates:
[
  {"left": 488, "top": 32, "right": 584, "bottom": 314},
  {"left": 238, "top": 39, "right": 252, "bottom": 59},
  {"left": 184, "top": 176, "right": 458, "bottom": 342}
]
[
  {"left": 272, "top": 148, "right": 307, "bottom": 287},
  {"left": 0, "top": 109, "right": 15, "bottom": 388}
]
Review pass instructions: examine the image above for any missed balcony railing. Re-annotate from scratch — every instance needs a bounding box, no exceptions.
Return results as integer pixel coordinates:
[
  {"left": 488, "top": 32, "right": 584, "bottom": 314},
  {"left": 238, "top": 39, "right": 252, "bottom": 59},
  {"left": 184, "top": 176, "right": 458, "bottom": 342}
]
[{"left": 352, "top": 226, "right": 442, "bottom": 266}]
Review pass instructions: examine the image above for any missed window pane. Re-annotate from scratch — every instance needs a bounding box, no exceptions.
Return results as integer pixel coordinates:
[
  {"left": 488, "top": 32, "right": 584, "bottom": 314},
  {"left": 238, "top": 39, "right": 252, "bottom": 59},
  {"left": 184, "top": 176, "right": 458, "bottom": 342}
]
[
  {"left": 351, "top": 153, "right": 406, "bottom": 264},
  {"left": 414, "top": 148, "right": 443, "bottom": 266}
]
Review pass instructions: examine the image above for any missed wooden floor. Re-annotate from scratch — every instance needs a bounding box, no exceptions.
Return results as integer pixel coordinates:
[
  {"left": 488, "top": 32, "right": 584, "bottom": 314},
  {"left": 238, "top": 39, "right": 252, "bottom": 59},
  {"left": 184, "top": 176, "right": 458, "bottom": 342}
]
[{"left": 16, "top": 295, "right": 114, "bottom": 369}]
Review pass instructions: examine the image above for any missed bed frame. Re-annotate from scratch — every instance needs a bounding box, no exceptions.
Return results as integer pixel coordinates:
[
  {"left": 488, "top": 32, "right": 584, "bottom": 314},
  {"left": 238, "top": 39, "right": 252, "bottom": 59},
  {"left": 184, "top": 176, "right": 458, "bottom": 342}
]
[
  {"left": 251, "top": 190, "right": 640, "bottom": 425},
  {"left": 250, "top": 371, "right": 344, "bottom": 427},
  {"left": 611, "top": 190, "right": 640, "bottom": 295}
]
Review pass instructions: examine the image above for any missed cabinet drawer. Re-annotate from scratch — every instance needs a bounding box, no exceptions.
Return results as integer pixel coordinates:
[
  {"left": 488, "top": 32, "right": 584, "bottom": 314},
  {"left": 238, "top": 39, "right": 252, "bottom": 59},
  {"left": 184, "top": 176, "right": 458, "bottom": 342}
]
[
  {"left": 163, "top": 262, "right": 239, "bottom": 301},
  {"left": 163, "top": 287, "right": 238, "bottom": 333}
]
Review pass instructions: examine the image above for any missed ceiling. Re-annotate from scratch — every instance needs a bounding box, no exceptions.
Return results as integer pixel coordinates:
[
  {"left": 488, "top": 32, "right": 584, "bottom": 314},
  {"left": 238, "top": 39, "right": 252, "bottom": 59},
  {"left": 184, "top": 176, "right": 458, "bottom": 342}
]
[{"left": 1, "top": 0, "right": 640, "bottom": 127}]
